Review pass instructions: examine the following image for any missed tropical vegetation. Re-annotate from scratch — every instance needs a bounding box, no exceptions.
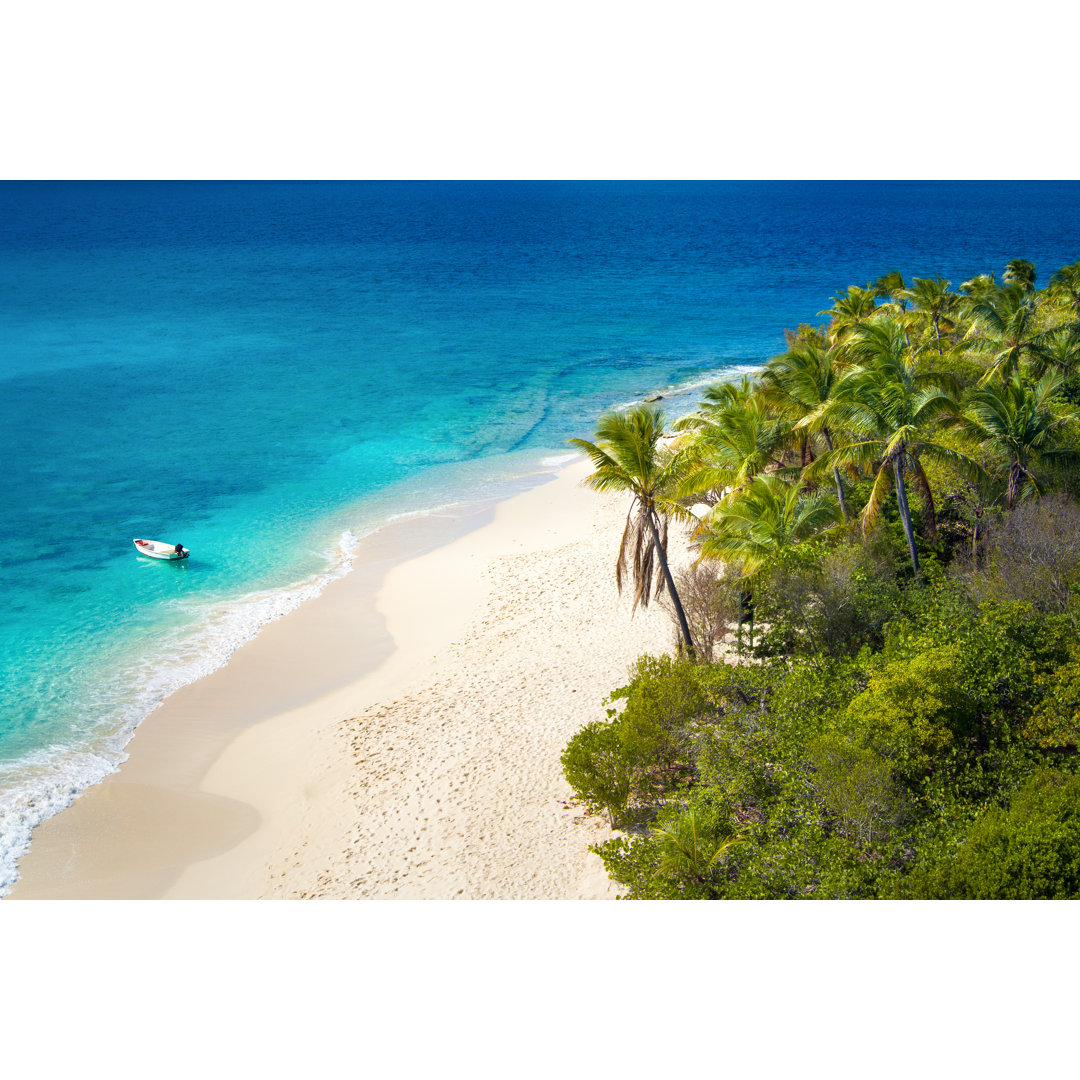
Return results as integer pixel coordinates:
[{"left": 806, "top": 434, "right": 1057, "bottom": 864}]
[{"left": 564, "top": 258, "right": 1080, "bottom": 899}]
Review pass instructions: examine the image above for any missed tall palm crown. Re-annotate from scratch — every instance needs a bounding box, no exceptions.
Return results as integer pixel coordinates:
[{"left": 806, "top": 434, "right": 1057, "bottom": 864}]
[
  {"left": 672, "top": 384, "right": 789, "bottom": 501},
  {"left": 872, "top": 272, "right": 911, "bottom": 345},
  {"left": 670, "top": 376, "right": 756, "bottom": 439},
  {"left": 900, "top": 276, "right": 958, "bottom": 355},
  {"left": 758, "top": 338, "right": 845, "bottom": 421},
  {"left": 698, "top": 472, "right": 843, "bottom": 575},
  {"left": 873, "top": 271, "right": 909, "bottom": 312},
  {"left": 804, "top": 316, "right": 980, "bottom": 577},
  {"left": 757, "top": 337, "right": 850, "bottom": 516},
  {"left": 1003, "top": 258, "right": 1037, "bottom": 292},
  {"left": 960, "top": 272, "right": 998, "bottom": 301},
  {"left": 569, "top": 406, "right": 696, "bottom": 654},
  {"left": 1048, "top": 262, "right": 1080, "bottom": 319},
  {"left": 957, "top": 372, "right": 1078, "bottom": 507},
  {"left": 700, "top": 375, "right": 757, "bottom": 412},
  {"left": 820, "top": 284, "right": 878, "bottom": 345},
  {"left": 966, "top": 282, "right": 1044, "bottom": 385}
]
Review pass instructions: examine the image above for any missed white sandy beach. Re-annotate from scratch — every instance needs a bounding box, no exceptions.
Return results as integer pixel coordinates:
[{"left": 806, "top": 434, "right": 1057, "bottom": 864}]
[{"left": 11, "top": 458, "right": 687, "bottom": 900}]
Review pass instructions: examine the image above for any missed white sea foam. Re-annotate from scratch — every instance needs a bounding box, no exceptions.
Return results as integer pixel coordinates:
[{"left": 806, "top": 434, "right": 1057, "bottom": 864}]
[
  {"left": 0, "top": 458, "right": 568, "bottom": 895},
  {"left": 539, "top": 453, "right": 579, "bottom": 467},
  {"left": 0, "top": 528, "right": 364, "bottom": 896},
  {"left": 0, "top": 746, "right": 124, "bottom": 897},
  {"left": 611, "top": 361, "right": 767, "bottom": 411},
  {"left": 384, "top": 501, "right": 467, "bottom": 524}
]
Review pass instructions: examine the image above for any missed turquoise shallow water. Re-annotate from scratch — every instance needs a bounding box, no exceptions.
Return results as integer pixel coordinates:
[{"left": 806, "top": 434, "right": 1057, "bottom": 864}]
[{"left": 1, "top": 180, "right": 1077, "bottom": 890}]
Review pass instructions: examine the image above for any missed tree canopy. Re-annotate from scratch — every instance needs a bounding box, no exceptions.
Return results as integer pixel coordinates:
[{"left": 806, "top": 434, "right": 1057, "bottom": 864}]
[{"left": 566, "top": 257, "right": 1080, "bottom": 899}]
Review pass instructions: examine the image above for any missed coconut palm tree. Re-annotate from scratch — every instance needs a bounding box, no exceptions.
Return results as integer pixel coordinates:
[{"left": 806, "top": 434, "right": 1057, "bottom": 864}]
[
  {"left": 960, "top": 272, "right": 998, "bottom": 301},
  {"left": 1029, "top": 324, "right": 1080, "bottom": 379},
  {"left": 873, "top": 271, "right": 908, "bottom": 311},
  {"left": 672, "top": 386, "right": 788, "bottom": 503},
  {"left": 757, "top": 338, "right": 851, "bottom": 517},
  {"left": 1048, "top": 261, "right": 1080, "bottom": 319},
  {"left": 820, "top": 284, "right": 878, "bottom": 346},
  {"left": 874, "top": 271, "right": 911, "bottom": 346},
  {"left": 569, "top": 406, "right": 697, "bottom": 655},
  {"left": 804, "top": 316, "right": 982, "bottom": 579},
  {"left": 670, "top": 376, "right": 756, "bottom": 442},
  {"left": 900, "top": 275, "right": 958, "bottom": 356},
  {"left": 1004, "top": 258, "right": 1037, "bottom": 292},
  {"left": 956, "top": 372, "right": 1078, "bottom": 507},
  {"left": 966, "top": 281, "right": 1044, "bottom": 385},
  {"left": 699, "top": 375, "right": 757, "bottom": 412},
  {"left": 697, "top": 472, "right": 844, "bottom": 574}
]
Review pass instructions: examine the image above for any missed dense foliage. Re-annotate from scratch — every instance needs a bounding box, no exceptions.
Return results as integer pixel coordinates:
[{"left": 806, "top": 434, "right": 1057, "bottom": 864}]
[{"left": 565, "top": 260, "right": 1080, "bottom": 899}]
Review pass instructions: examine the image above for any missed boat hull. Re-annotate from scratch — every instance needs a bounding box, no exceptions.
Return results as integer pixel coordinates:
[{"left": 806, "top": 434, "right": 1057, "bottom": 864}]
[{"left": 133, "top": 539, "right": 189, "bottom": 560}]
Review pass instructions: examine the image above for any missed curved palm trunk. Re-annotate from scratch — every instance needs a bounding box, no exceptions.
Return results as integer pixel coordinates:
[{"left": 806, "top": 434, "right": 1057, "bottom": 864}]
[
  {"left": 972, "top": 498, "right": 984, "bottom": 566},
  {"left": 911, "top": 458, "right": 938, "bottom": 541},
  {"left": 822, "top": 427, "right": 849, "bottom": 520},
  {"left": 1007, "top": 462, "right": 1021, "bottom": 508},
  {"left": 645, "top": 511, "right": 696, "bottom": 658},
  {"left": 892, "top": 455, "right": 922, "bottom": 579}
]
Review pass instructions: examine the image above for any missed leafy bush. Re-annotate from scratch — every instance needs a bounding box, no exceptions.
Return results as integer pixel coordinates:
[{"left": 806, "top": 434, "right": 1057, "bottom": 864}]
[
  {"left": 561, "top": 720, "right": 630, "bottom": 825},
  {"left": 806, "top": 734, "right": 908, "bottom": 849},
  {"left": 904, "top": 771, "right": 1080, "bottom": 899},
  {"left": 661, "top": 560, "right": 741, "bottom": 662},
  {"left": 1026, "top": 649, "right": 1080, "bottom": 750},
  {"left": 969, "top": 496, "right": 1080, "bottom": 618},
  {"left": 843, "top": 645, "right": 973, "bottom": 776},
  {"left": 753, "top": 533, "right": 904, "bottom": 658}
]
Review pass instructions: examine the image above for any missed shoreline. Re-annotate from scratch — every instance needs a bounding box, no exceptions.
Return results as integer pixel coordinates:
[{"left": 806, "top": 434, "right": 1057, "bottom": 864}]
[
  {"left": 10, "top": 457, "right": 683, "bottom": 900},
  {"left": 0, "top": 378, "right": 724, "bottom": 894}
]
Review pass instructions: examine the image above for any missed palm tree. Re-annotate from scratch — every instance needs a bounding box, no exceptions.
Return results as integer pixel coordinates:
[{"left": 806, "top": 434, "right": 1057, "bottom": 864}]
[
  {"left": 874, "top": 271, "right": 911, "bottom": 346},
  {"left": 670, "top": 376, "right": 756, "bottom": 443},
  {"left": 757, "top": 338, "right": 851, "bottom": 517},
  {"left": 1048, "top": 261, "right": 1080, "bottom": 319},
  {"left": 698, "top": 472, "right": 844, "bottom": 574},
  {"left": 900, "top": 276, "right": 958, "bottom": 356},
  {"left": 960, "top": 272, "right": 998, "bottom": 301},
  {"left": 650, "top": 810, "right": 744, "bottom": 895},
  {"left": 966, "top": 281, "right": 1044, "bottom": 385},
  {"left": 1029, "top": 324, "right": 1080, "bottom": 379},
  {"left": 1004, "top": 258, "right": 1037, "bottom": 292},
  {"left": 820, "top": 284, "right": 878, "bottom": 345},
  {"left": 956, "top": 372, "right": 1078, "bottom": 507},
  {"left": 699, "top": 375, "right": 757, "bottom": 412},
  {"left": 873, "top": 271, "right": 908, "bottom": 311},
  {"left": 805, "top": 317, "right": 982, "bottom": 578},
  {"left": 672, "top": 385, "right": 788, "bottom": 502},
  {"left": 569, "top": 406, "right": 697, "bottom": 655}
]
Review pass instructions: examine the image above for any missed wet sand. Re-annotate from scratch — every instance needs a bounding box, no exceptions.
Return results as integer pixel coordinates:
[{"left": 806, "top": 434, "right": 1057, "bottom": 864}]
[{"left": 11, "top": 459, "right": 683, "bottom": 899}]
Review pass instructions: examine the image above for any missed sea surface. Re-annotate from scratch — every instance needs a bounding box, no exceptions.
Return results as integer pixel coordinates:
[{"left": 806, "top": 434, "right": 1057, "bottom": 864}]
[{"left": 1, "top": 180, "right": 1077, "bottom": 891}]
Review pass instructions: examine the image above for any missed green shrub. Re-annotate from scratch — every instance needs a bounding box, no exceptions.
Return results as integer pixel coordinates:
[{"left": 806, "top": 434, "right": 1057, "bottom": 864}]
[
  {"left": 561, "top": 720, "right": 630, "bottom": 825},
  {"left": 806, "top": 733, "right": 908, "bottom": 850},
  {"left": 1026, "top": 652, "right": 1080, "bottom": 750},
  {"left": 844, "top": 644, "right": 973, "bottom": 776},
  {"left": 905, "top": 771, "right": 1080, "bottom": 899}
]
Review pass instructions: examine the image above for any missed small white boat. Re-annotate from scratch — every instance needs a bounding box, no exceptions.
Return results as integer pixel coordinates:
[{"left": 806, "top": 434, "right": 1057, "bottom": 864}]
[{"left": 133, "top": 538, "right": 189, "bottom": 560}]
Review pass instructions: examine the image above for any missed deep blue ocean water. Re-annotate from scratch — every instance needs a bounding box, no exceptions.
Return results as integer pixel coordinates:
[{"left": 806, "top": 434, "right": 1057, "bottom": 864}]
[{"left": 1, "top": 180, "right": 1077, "bottom": 890}]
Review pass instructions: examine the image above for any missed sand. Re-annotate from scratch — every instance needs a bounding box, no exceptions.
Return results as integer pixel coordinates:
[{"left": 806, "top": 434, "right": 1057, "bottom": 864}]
[{"left": 10, "top": 458, "right": 688, "bottom": 900}]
